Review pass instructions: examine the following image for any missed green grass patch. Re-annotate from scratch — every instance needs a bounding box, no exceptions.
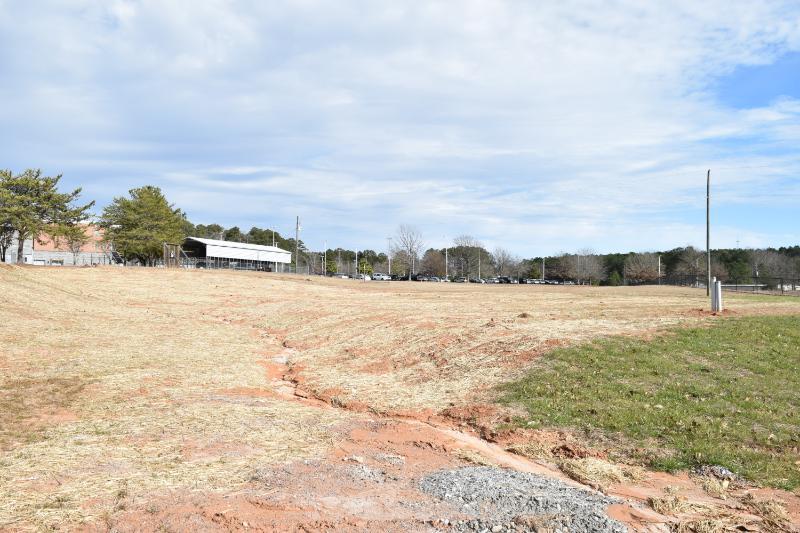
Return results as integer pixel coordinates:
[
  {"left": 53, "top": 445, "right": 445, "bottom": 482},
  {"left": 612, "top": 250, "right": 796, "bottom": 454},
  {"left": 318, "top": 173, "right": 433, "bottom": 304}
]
[{"left": 500, "top": 315, "right": 800, "bottom": 489}]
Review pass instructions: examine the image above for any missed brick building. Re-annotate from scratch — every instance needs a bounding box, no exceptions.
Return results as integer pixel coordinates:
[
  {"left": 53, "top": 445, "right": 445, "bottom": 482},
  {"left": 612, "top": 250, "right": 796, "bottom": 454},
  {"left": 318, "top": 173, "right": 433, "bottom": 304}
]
[{"left": 3, "top": 224, "right": 116, "bottom": 266}]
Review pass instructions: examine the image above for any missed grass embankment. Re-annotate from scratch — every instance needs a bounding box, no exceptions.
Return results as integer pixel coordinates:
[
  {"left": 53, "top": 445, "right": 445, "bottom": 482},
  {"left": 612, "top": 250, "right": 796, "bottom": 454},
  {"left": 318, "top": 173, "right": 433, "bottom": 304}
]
[{"left": 501, "top": 315, "right": 800, "bottom": 489}]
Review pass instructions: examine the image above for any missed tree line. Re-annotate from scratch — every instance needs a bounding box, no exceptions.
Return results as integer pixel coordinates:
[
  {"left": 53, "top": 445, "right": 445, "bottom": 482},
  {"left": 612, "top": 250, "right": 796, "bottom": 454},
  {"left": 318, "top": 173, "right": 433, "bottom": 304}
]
[{"left": 2, "top": 170, "right": 798, "bottom": 281}]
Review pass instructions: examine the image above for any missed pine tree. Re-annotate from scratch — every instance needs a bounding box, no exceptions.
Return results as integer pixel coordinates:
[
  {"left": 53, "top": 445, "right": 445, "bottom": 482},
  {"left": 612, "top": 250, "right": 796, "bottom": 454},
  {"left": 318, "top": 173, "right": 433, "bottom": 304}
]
[
  {"left": 100, "top": 186, "right": 186, "bottom": 265},
  {"left": 0, "top": 169, "right": 94, "bottom": 263}
]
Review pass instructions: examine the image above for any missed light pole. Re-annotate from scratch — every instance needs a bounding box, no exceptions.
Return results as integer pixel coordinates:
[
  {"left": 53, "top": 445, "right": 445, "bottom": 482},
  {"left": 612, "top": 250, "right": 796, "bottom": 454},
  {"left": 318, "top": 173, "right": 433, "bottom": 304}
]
[
  {"left": 444, "top": 235, "right": 450, "bottom": 281},
  {"left": 443, "top": 236, "right": 449, "bottom": 280},
  {"left": 658, "top": 255, "right": 661, "bottom": 285},
  {"left": 294, "top": 216, "right": 301, "bottom": 274},
  {"left": 386, "top": 236, "right": 392, "bottom": 277}
]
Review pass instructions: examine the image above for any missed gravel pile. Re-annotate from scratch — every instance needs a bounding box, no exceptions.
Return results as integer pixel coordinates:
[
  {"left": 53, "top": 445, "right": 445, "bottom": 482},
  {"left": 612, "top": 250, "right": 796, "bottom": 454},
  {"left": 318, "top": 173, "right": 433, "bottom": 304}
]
[{"left": 419, "top": 466, "right": 627, "bottom": 533}]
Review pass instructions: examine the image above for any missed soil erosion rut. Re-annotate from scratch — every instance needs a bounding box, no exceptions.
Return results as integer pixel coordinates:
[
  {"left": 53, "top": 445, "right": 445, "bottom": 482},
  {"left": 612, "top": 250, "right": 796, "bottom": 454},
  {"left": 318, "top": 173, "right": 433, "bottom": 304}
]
[{"left": 257, "top": 340, "right": 670, "bottom": 532}]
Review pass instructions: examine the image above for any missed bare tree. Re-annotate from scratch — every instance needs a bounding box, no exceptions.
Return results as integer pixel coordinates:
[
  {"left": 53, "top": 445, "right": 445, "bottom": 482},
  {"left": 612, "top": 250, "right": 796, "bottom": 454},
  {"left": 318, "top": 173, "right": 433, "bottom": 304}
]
[
  {"left": 752, "top": 249, "right": 794, "bottom": 278},
  {"left": 564, "top": 249, "right": 605, "bottom": 284},
  {"left": 395, "top": 225, "right": 424, "bottom": 279},
  {"left": 62, "top": 224, "right": 90, "bottom": 265},
  {"left": 674, "top": 246, "right": 704, "bottom": 276},
  {"left": 492, "top": 247, "right": 515, "bottom": 277},
  {"left": 451, "top": 235, "right": 489, "bottom": 278},
  {"left": 623, "top": 253, "right": 660, "bottom": 282}
]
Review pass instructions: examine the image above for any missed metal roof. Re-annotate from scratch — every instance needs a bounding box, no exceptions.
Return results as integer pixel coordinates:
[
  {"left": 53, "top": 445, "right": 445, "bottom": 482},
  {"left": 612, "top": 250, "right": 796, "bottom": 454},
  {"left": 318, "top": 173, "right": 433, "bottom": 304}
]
[{"left": 185, "top": 236, "right": 291, "bottom": 255}]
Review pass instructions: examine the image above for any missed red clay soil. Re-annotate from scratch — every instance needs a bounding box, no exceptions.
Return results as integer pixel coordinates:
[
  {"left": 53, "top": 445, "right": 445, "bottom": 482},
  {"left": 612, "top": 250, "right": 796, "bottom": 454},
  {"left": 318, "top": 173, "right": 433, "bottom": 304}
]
[
  {"left": 98, "top": 351, "right": 800, "bottom": 533},
  {"left": 103, "top": 418, "right": 657, "bottom": 532},
  {"left": 100, "top": 410, "right": 800, "bottom": 532}
]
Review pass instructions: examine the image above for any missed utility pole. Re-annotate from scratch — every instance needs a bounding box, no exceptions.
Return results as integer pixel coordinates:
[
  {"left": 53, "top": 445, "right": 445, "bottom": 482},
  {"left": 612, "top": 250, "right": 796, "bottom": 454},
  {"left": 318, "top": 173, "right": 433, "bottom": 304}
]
[
  {"left": 478, "top": 252, "right": 481, "bottom": 280},
  {"left": 658, "top": 255, "right": 662, "bottom": 285},
  {"left": 294, "top": 216, "right": 300, "bottom": 274},
  {"left": 386, "top": 237, "right": 392, "bottom": 276},
  {"left": 443, "top": 236, "right": 448, "bottom": 280},
  {"left": 706, "top": 170, "right": 711, "bottom": 297},
  {"left": 323, "top": 240, "right": 327, "bottom": 277},
  {"left": 542, "top": 257, "right": 545, "bottom": 280}
]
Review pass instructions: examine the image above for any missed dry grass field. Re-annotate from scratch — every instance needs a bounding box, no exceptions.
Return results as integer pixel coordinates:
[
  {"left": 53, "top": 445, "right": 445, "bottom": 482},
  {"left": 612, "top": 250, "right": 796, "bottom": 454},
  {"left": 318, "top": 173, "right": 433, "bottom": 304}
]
[{"left": 1, "top": 265, "right": 799, "bottom": 531}]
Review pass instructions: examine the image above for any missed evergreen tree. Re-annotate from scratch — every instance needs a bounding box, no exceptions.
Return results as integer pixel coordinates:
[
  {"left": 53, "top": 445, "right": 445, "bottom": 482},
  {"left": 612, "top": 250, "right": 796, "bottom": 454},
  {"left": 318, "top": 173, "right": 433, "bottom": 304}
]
[
  {"left": 100, "top": 186, "right": 186, "bottom": 265},
  {"left": 0, "top": 169, "right": 94, "bottom": 264}
]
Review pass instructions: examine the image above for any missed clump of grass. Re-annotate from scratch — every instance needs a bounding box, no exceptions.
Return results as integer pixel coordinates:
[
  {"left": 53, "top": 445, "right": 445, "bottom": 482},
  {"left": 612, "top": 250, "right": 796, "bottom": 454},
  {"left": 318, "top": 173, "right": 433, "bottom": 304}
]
[
  {"left": 648, "top": 493, "right": 713, "bottom": 516},
  {"left": 700, "top": 478, "right": 729, "bottom": 500},
  {"left": 453, "top": 448, "right": 496, "bottom": 466},
  {"left": 501, "top": 316, "right": 800, "bottom": 489},
  {"left": 675, "top": 515, "right": 741, "bottom": 533},
  {"left": 557, "top": 457, "right": 643, "bottom": 491},
  {"left": 742, "top": 493, "right": 790, "bottom": 530},
  {"left": 506, "top": 441, "right": 552, "bottom": 460}
]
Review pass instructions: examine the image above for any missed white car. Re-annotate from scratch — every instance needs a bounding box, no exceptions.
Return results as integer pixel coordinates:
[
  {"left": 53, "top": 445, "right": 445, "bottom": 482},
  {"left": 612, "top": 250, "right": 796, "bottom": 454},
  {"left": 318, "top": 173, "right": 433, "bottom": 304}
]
[
  {"left": 372, "top": 273, "right": 391, "bottom": 281},
  {"left": 355, "top": 274, "right": 372, "bottom": 281}
]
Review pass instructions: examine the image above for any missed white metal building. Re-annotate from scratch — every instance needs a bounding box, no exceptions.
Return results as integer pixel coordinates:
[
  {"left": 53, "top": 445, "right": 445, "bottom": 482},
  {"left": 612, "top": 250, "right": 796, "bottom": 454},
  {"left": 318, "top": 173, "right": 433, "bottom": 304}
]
[{"left": 182, "top": 237, "right": 292, "bottom": 271}]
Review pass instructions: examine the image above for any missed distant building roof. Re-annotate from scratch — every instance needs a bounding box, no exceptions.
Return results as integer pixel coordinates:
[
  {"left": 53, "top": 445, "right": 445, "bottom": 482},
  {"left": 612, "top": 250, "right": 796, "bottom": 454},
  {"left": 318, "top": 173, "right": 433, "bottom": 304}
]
[
  {"left": 186, "top": 237, "right": 290, "bottom": 254},
  {"left": 184, "top": 236, "right": 292, "bottom": 263}
]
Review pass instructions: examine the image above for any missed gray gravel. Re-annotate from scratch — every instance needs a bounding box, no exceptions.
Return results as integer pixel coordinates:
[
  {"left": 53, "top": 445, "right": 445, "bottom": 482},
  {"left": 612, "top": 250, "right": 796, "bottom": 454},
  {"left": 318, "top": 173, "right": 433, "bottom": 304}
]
[{"left": 419, "top": 466, "right": 627, "bottom": 533}]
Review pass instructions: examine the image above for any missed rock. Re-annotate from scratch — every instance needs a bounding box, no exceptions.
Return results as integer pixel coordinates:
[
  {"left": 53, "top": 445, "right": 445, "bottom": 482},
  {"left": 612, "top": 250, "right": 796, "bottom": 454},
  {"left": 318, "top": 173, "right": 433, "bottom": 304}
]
[{"left": 419, "top": 467, "right": 626, "bottom": 533}]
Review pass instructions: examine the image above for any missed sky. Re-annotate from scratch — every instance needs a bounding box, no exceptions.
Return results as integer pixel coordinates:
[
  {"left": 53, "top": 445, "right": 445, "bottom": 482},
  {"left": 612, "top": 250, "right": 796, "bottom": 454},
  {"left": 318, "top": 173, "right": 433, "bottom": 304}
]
[{"left": 1, "top": 1, "right": 798, "bottom": 257}]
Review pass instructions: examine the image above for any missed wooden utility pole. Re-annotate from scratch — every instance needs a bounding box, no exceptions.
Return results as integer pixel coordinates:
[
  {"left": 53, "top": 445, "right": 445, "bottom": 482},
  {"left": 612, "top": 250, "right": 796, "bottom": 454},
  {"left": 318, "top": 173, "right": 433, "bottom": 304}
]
[{"left": 706, "top": 170, "right": 711, "bottom": 297}]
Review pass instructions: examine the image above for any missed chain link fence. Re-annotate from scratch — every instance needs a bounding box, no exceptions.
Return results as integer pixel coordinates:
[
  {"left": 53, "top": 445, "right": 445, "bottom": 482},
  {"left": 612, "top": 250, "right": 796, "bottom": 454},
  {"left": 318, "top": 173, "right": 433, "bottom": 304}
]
[{"left": 655, "top": 274, "right": 800, "bottom": 296}]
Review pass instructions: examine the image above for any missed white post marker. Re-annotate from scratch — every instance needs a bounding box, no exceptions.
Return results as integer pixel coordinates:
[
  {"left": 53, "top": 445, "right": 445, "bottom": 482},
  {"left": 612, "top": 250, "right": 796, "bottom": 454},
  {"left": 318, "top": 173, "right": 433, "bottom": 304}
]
[
  {"left": 711, "top": 276, "right": 717, "bottom": 311},
  {"left": 711, "top": 276, "right": 724, "bottom": 312}
]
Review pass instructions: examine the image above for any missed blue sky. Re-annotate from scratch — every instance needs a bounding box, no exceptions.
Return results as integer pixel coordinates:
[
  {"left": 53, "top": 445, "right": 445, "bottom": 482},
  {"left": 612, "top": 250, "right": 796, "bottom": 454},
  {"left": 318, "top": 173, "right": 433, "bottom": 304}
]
[{"left": 1, "top": 1, "right": 798, "bottom": 256}]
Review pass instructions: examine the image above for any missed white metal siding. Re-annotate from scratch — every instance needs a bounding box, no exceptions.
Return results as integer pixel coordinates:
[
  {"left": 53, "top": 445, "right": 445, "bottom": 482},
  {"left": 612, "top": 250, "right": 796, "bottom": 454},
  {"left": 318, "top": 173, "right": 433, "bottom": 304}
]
[{"left": 205, "top": 243, "right": 291, "bottom": 263}]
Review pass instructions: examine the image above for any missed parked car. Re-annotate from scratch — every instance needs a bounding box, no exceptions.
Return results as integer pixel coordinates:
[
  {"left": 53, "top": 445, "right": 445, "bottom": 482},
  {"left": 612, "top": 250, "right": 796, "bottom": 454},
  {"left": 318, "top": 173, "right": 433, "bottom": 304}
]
[
  {"left": 454, "top": 277, "right": 467, "bottom": 283},
  {"left": 487, "top": 277, "right": 500, "bottom": 284},
  {"left": 429, "top": 276, "right": 440, "bottom": 282},
  {"left": 372, "top": 273, "right": 391, "bottom": 281},
  {"left": 355, "top": 274, "right": 372, "bottom": 281}
]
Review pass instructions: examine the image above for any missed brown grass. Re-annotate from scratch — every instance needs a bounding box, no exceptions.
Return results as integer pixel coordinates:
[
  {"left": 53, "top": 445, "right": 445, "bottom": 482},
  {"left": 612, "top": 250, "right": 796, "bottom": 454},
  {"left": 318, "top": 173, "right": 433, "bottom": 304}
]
[
  {"left": 557, "top": 457, "right": 645, "bottom": 491},
  {"left": 742, "top": 493, "right": 790, "bottom": 530},
  {"left": 0, "top": 267, "right": 350, "bottom": 529}
]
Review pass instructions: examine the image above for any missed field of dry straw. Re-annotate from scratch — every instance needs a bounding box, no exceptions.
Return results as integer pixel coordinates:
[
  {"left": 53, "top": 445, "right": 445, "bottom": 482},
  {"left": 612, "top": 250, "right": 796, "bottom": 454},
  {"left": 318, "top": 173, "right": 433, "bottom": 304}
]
[{"left": 1, "top": 265, "right": 798, "bottom": 529}]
